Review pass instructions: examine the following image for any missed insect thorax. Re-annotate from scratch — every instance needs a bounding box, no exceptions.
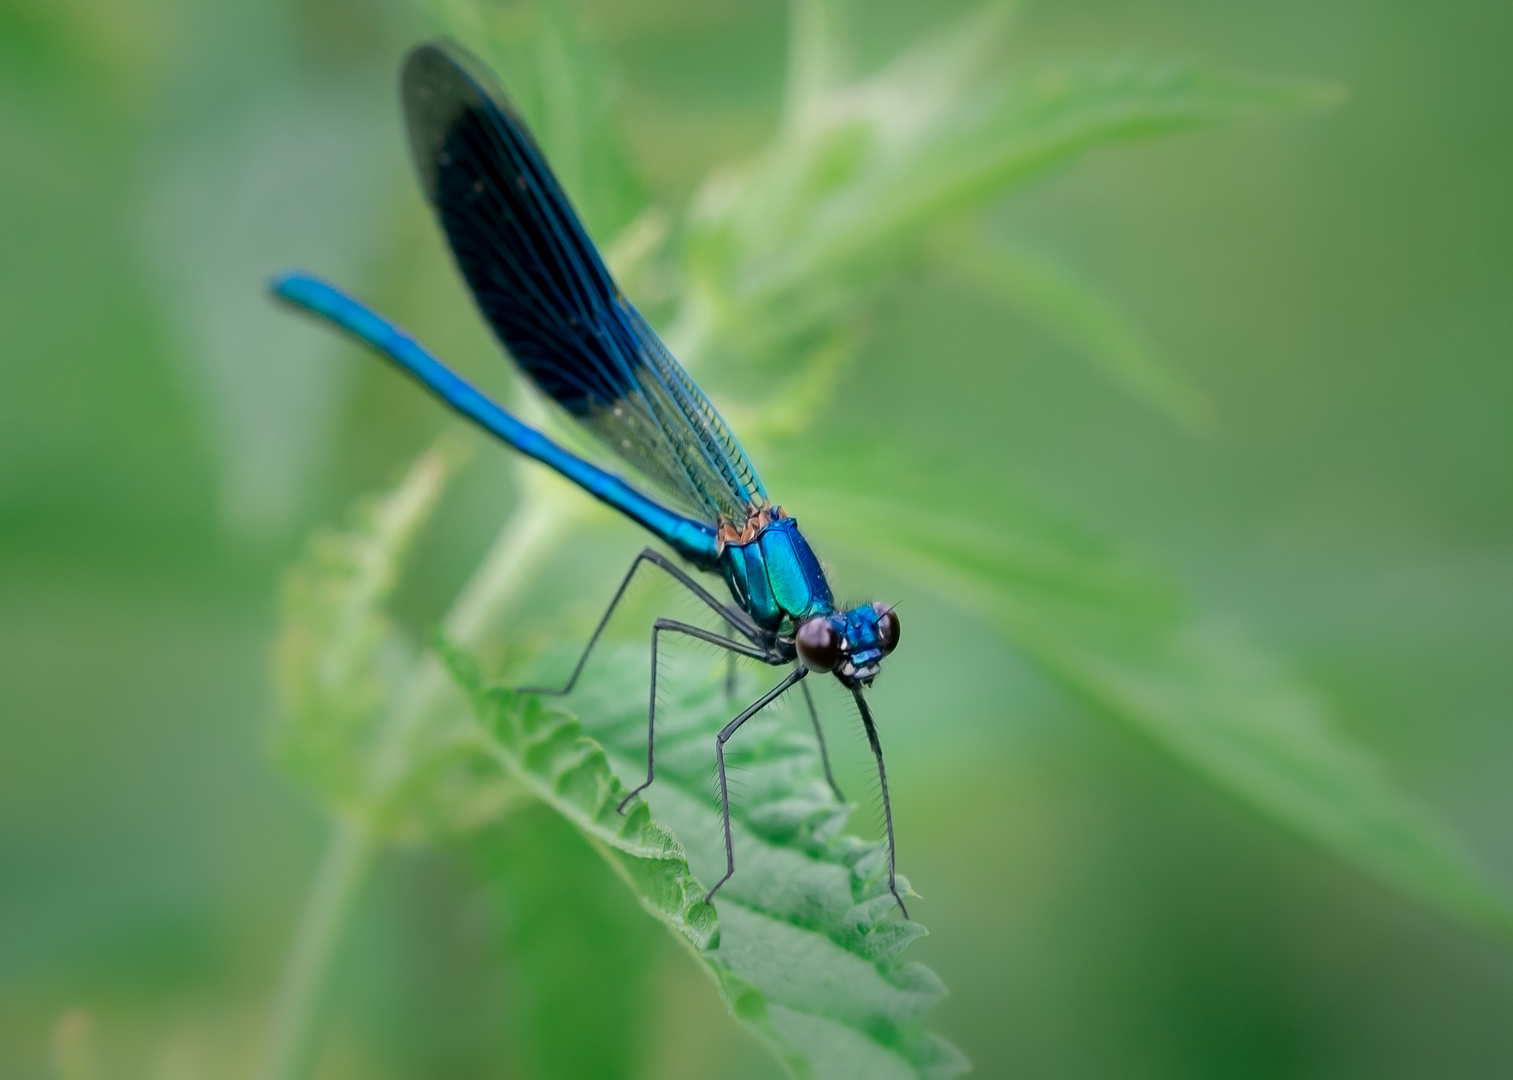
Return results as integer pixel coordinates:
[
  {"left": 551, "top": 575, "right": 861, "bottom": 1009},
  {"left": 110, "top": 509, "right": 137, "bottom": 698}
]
[{"left": 717, "top": 513, "right": 834, "bottom": 632}]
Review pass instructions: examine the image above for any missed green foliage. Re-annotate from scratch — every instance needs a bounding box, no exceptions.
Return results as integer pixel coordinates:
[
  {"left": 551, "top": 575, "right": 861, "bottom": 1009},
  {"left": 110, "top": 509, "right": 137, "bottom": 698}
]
[
  {"left": 437, "top": 643, "right": 717, "bottom": 950},
  {"left": 273, "top": 445, "right": 452, "bottom": 813},
  {"left": 271, "top": 444, "right": 962, "bottom": 1076},
  {"left": 588, "top": 0, "right": 1513, "bottom": 954},
  {"left": 443, "top": 645, "right": 967, "bottom": 1079},
  {"left": 256, "top": 2, "right": 1512, "bottom": 1077},
  {"left": 8, "top": 0, "right": 1513, "bottom": 1075},
  {"left": 462, "top": 806, "right": 672, "bottom": 1079},
  {"left": 274, "top": 440, "right": 518, "bottom": 842},
  {"left": 941, "top": 235, "right": 1210, "bottom": 427},
  {"left": 678, "top": 4, "right": 1335, "bottom": 433},
  {"left": 272, "top": 442, "right": 966, "bottom": 1076},
  {"left": 799, "top": 479, "right": 1513, "bottom": 941}
]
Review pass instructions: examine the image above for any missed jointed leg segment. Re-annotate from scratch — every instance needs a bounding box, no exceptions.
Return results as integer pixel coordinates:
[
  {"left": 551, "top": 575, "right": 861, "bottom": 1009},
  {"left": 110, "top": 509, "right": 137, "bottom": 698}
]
[
  {"left": 616, "top": 617, "right": 774, "bottom": 813},
  {"left": 706, "top": 666, "right": 810, "bottom": 904},
  {"left": 799, "top": 677, "right": 845, "bottom": 802},
  {"left": 853, "top": 689, "right": 908, "bottom": 918},
  {"left": 517, "top": 547, "right": 762, "bottom": 697},
  {"left": 516, "top": 547, "right": 876, "bottom": 908}
]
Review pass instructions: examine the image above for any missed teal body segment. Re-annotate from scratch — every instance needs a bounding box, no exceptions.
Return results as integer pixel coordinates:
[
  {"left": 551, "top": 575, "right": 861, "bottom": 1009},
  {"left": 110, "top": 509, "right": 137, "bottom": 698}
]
[{"left": 719, "top": 517, "right": 835, "bottom": 631}]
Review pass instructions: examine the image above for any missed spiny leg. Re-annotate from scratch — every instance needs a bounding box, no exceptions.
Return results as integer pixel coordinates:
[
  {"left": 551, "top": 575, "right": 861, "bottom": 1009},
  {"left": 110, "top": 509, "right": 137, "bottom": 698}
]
[
  {"left": 853, "top": 689, "right": 908, "bottom": 918},
  {"left": 724, "top": 625, "right": 740, "bottom": 701},
  {"left": 799, "top": 675, "right": 845, "bottom": 802},
  {"left": 707, "top": 667, "right": 809, "bottom": 905},
  {"left": 617, "top": 618, "right": 776, "bottom": 814},
  {"left": 518, "top": 546, "right": 762, "bottom": 696}
]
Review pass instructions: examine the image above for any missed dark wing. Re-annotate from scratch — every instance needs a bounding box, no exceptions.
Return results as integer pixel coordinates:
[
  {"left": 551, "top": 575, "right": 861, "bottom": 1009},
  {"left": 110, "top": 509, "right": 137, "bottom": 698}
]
[{"left": 401, "top": 41, "right": 767, "bottom": 525}]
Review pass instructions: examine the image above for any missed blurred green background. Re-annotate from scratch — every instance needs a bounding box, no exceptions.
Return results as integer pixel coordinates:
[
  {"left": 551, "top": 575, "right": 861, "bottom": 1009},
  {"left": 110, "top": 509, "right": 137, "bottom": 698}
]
[{"left": 3, "top": 0, "right": 1512, "bottom": 1077}]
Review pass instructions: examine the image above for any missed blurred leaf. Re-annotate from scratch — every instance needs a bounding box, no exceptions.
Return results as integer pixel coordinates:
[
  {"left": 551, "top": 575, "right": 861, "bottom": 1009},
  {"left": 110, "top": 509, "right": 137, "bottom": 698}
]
[
  {"left": 442, "top": 644, "right": 968, "bottom": 1080},
  {"left": 782, "top": 0, "right": 857, "bottom": 125},
  {"left": 264, "top": 443, "right": 539, "bottom": 1080},
  {"left": 274, "top": 444, "right": 457, "bottom": 810},
  {"left": 274, "top": 439, "right": 515, "bottom": 839},
  {"left": 680, "top": 5, "right": 1335, "bottom": 454},
  {"left": 690, "top": 8, "right": 1338, "bottom": 318},
  {"left": 263, "top": 6, "right": 1397, "bottom": 1079},
  {"left": 941, "top": 235, "right": 1211, "bottom": 428},
  {"left": 465, "top": 807, "right": 668, "bottom": 1080},
  {"left": 802, "top": 485, "right": 1513, "bottom": 942}
]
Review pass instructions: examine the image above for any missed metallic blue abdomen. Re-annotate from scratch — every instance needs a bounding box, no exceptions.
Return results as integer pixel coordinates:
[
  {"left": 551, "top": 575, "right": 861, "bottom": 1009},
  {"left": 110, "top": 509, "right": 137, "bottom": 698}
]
[{"left": 718, "top": 517, "right": 834, "bottom": 631}]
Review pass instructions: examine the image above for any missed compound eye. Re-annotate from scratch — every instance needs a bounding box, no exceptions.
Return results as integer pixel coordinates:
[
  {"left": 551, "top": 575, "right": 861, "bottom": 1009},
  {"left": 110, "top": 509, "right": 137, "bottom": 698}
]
[
  {"left": 871, "top": 602, "right": 900, "bottom": 654},
  {"left": 796, "top": 618, "right": 841, "bottom": 672}
]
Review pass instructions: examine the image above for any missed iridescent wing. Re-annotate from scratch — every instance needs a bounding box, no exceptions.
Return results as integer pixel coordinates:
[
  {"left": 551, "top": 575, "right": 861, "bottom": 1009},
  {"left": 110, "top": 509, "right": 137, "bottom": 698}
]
[{"left": 401, "top": 41, "right": 766, "bottom": 525}]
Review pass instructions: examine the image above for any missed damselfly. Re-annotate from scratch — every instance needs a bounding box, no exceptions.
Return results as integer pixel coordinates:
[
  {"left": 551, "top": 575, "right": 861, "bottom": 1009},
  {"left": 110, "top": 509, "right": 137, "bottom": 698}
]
[{"left": 273, "top": 42, "right": 908, "bottom": 914}]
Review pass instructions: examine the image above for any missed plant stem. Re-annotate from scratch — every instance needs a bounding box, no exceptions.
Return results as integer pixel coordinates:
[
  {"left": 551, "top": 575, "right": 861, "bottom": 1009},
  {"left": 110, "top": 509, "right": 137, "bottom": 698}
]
[
  {"left": 257, "top": 484, "right": 574, "bottom": 1080},
  {"left": 256, "top": 818, "right": 373, "bottom": 1080},
  {"left": 783, "top": 0, "right": 833, "bottom": 129},
  {"left": 446, "top": 486, "right": 571, "bottom": 642}
]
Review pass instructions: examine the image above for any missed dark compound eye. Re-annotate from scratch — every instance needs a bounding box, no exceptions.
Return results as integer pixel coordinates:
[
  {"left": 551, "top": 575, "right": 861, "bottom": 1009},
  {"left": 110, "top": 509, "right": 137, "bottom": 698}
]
[
  {"left": 872, "top": 602, "right": 900, "bottom": 654},
  {"left": 795, "top": 618, "right": 841, "bottom": 672}
]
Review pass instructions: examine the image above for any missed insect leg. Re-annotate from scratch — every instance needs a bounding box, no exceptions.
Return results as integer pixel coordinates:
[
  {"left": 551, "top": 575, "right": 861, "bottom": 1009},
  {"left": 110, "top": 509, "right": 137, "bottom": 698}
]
[
  {"left": 853, "top": 689, "right": 908, "bottom": 918},
  {"left": 799, "top": 676, "right": 845, "bottom": 802},
  {"left": 616, "top": 618, "right": 776, "bottom": 814},
  {"left": 706, "top": 667, "right": 809, "bottom": 905},
  {"left": 518, "top": 546, "right": 762, "bottom": 696},
  {"left": 724, "top": 626, "right": 740, "bottom": 701}
]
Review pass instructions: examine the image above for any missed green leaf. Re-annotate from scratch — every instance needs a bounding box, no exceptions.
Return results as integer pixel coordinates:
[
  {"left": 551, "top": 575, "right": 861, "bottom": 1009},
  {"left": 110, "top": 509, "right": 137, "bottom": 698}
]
[
  {"left": 691, "top": 6, "right": 1338, "bottom": 321},
  {"left": 461, "top": 805, "right": 673, "bottom": 1080},
  {"left": 681, "top": 6, "right": 1337, "bottom": 454},
  {"left": 801, "top": 486, "right": 1513, "bottom": 942},
  {"left": 272, "top": 437, "right": 525, "bottom": 843},
  {"left": 440, "top": 642, "right": 968, "bottom": 1080},
  {"left": 273, "top": 442, "right": 462, "bottom": 812},
  {"left": 772, "top": 57, "right": 1337, "bottom": 293},
  {"left": 264, "top": 9, "right": 1379, "bottom": 1079},
  {"left": 940, "top": 236, "right": 1211, "bottom": 429}
]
